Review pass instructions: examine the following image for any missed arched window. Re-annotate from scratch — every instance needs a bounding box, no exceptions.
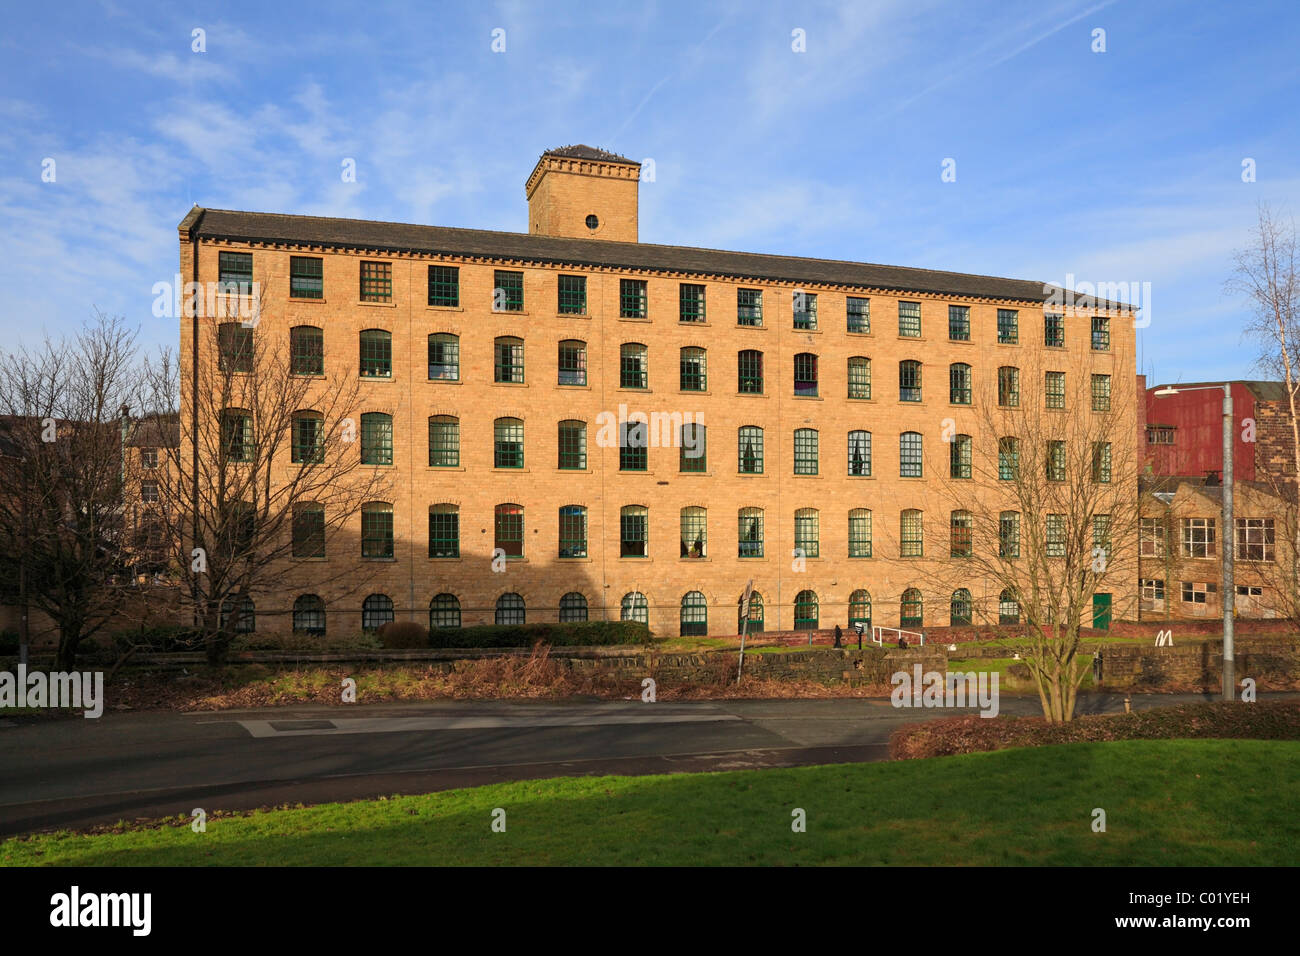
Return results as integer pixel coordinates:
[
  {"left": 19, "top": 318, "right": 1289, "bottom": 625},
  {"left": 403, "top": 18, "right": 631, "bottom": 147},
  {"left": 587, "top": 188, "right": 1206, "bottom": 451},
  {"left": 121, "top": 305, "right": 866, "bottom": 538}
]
[
  {"left": 362, "top": 593, "right": 394, "bottom": 631},
  {"left": 559, "top": 592, "right": 588, "bottom": 622},
  {"left": 360, "top": 412, "right": 393, "bottom": 465},
  {"left": 218, "top": 322, "right": 253, "bottom": 373},
  {"left": 738, "top": 507, "right": 764, "bottom": 558},
  {"left": 740, "top": 590, "right": 764, "bottom": 634},
  {"left": 680, "top": 347, "right": 707, "bottom": 391},
  {"left": 998, "top": 436, "right": 1020, "bottom": 480},
  {"left": 494, "top": 417, "right": 524, "bottom": 468},
  {"left": 950, "top": 434, "right": 972, "bottom": 478},
  {"left": 292, "top": 594, "right": 325, "bottom": 635},
  {"left": 680, "top": 506, "right": 707, "bottom": 558},
  {"left": 848, "top": 430, "right": 871, "bottom": 476},
  {"left": 621, "top": 591, "right": 648, "bottom": 624},
  {"left": 558, "top": 339, "right": 587, "bottom": 386},
  {"left": 950, "top": 510, "right": 973, "bottom": 557},
  {"left": 620, "top": 343, "right": 648, "bottom": 389},
  {"left": 290, "top": 325, "right": 324, "bottom": 376},
  {"left": 494, "top": 336, "right": 524, "bottom": 383},
  {"left": 847, "top": 356, "right": 871, "bottom": 399},
  {"left": 558, "top": 505, "right": 587, "bottom": 558},
  {"left": 794, "top": 428, "right": 818, "bottom": 475},
  {"left": 291, "top": 410, "right": 324, "bottom": 464},
  {"left": 679, "top": 423, "right": 706, "bottom": 472},
  {"left": 221, "top": 408, "right": 253, "bottom": 462},
  {"left": 680, "top": 591, "right": 708, "bottom": 636},
  {"left": 999, "top": 589, "right": 1020, "bottom": 625},
  {"left": 427, "top": 504, "right": 459, "bottom": 559},
  {"left": 558, "top": 420, "right": 587, "bottom": 470},
  {"left": 901, "top": 588, "right": 923, "bottom": 628},
  {"left": 900, "top": 509, "right": 923, "bottom": 558},
  {"left": 899, "top": 360, "right": 922, "bottom": 402},
  {"left": 429, "top": 416, "right": 459, "bottom": 467},
  {"left": 738, "top": 425, "right": 763, "bottom": 474},
  {"left": 900, "top": 431, "right": 923, "bottom": 477},
  {"left": 999, "top": 511, "right": 1021, "bottom": 558},
  {"left": 949, "top": 363, "right": 971, "bottom": 404},
  {"left": 620, "top": 505, "right": 648, "bottom": 557},
  {"left": 738, "top": 349, "right": 763, "bottom": 393},
  {"left": 220, "top": 595, "right": 255, "bottom": 633},
  {"left": 794, "top": 352, "right": 818, "bottom": 397},
  {"left": 430, "top": 593, "right": 460, "bottom": 629},
  {"left": 849, "top": 590, "right": 872, "bottom": 629},
  {"left": 428, "top": 333, "right": 459, "bottom": 380},
  {"left": 495, "top": 503, "right": 524, "bottom": 558},
  {"left": 998, "top": 366, "right": 1020, "bottom": 407},
  {"left": 496, "top": 592, "right": 526, "bottom": 626},
  {"left": 794, "top": 590, "right": 819, "bottom": 630},
  {"left": 848, "top": 508, "right": 872, "bottom": 557},
  {"left": 951, "top": 589, "right": 973, "bottom": 626},
  {"left": 359, "top": 329, "right": 392, "bottom": 378},
  {"left": 361, "top": 502, "right": 394, "bottom": 558},
  {"left": 794, "top": 507, "right": 819, "bottom": 557}
]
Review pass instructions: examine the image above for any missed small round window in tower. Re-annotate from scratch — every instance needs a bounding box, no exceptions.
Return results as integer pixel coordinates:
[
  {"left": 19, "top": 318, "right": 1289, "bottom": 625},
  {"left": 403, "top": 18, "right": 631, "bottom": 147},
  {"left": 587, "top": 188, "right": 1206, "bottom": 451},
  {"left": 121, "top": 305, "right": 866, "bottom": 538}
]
[{"left": 585, "top": 214, "right": 599, "bottom": 231}]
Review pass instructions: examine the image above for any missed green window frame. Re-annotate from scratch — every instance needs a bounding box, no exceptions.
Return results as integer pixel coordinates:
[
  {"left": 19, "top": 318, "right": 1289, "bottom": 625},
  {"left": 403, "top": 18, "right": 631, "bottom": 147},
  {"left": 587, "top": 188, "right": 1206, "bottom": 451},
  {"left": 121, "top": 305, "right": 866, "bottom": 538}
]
[
  {"left": 1094, "top": 515, "right": 1112, "bottom": 558},
  {"left": 900, "top": 431, "right": 923, "bottom": 478},
  {"left": 1091, "top": 316, "right": 1110, "bottom": 351},
  {"left": 218, "top": 251, "right": 253, "bottom": 296},
  {"left": 428, "top": 333, "right": 459, "bottom": 381},
  {"left": 292, "top": 594, "right": 326, "bottom": 634},
  {"left": 793, "top": 291, "right": 817, "bottom": 330},
  {"left": 620, "top": 278, "right": 647, "bottom": 318},
  {"left": 680, "top": 347, "right": 707, "bottom": 391},
  {"left": 794, "top": 428, "right": 818, "bottom": 475},
  {"left": 848, "top": 430, "right": 871, "bottom": 476},
  {"left": 558, "top": 274, "right": 586, "bottom": 315},
  {"left": 948, "top": 305, "right": 970, "bottom": 341},
  {"left": 794, "top": 508, "right": 819, "bottom": 558},
  {"left": 998, "top": 589, "right": 1020, "bottom": 625},
  {"left": 1091, "top": 374, "right": 1111, "bottom": 411},
  {"left": 679, "top": 423, "right": 706, "bottom": 473},
  {"left": 620, "top": 506, "right": 648, "bottom": 557},
  {"left": 738, "top": 349, "right": 764, "bottom": 393},
  {"left": 619, "top": 421, "right": 647, "bottom": 471},
  {"left": 899, "top": 360, "right": 922, "bottom": 402},
  {"left": 620, "top": 343, "right": 647, "bottom": 389},
  {"left": 291, "top": 412, "right": 324, "bottom": 464},
  {"left": 1046, "top": 440, "right": 1066, "bottom": 481},
  {"left": 900, "top": 588, "right": 923, "bottom": 627},
  {"left": 558, "top": 592, "right": 587, "bottom": 622},
  {"left": 222, "top": 410, "right": 253, "bottom": 462},
  {"left": 999, "top": 511, "right": 1021, "bottom": 558},
  {"left": 359, "top": 329, "right": 392, "bottom": 378},
  {"left": 290, "top": 326, "right": 324, "bottom": 375},
  {"left": 558, "top": 340, "right": 587, "bottom": 386},
  {"left": 679, "top": 283, "right": 706, "bottom": 323},
  {"left": 680, "top": 591, "right": 708, "bottom": 637},
  {"left": 360, "top": 261, "right": 391, "bottom": 302},
  {"left": 1044, "top": 312, "right": 1065, "bottom": 347},
  {"left": 738, "top": 507, "right": 764, "bottom": 558},
  {"left": 494, "top": 418, "right": 524, "bottom": 469},
  {"left": 428, "top": 265, "right": 460, "bottom": 307},
  {"left": 680, "top": 506, "right": 707, "bottom": 558},
  {"left": 361, "top": 503, "right": 394, "bottom": 559},
  {"left": 847, "top": 296, "right": 870, "bottom": 333},
  {"left": 493, "top": 270, "right": 524, "bottom": 312},
  {"left": 559, "top": 505, "right": 587, "bottom": 558},
  {"left": 360, "top": 412, "right": 393, "bottom": 466},
  {"left": 793, "top": 590, "right": 819, "bottom": 630},
  {"left": 290, "top": 256, "right": 323, "bottom": 299},
  {"left": 428, "top": 506, "right": 460, "bottom": 558},
  {"left": 898, "top": 300, "right": 922, "bottom": 337},
  {"left": 430, "top": 594, "right": 461, "bottom": 629},
  {"left": 1045, "top": 371, "right": 1065, "bottom": 409},
  {"left": 494, "top": 336, "right": 524, "bottom": 383},
  {"left": 738, "top": 426, "right": 763, "bottom": 474},
  {"left": 362, "top": 594, "right": 394, "bottom": 631},
  {"left": 950, "top": 510, "right": 973, "bottom": 557},
  {"left": 950, "top": 434, "right": 972, "bottom": 478},
  {"left": 495, "top": 593, "right": 525, "bottom": 625},
  {"left": 849, "top": 508, "right": 872, "bottom": 557},
  {"left": 848, "top": 356, "right": 871, "bottom": 399},
  {"left": 218, "top": 322, "right": 253, "bottom": 373},
  {"left": 849, "top": 590, "right": 872, "bottom": 629},
  {"left": 998, "top": 436, "right": 1020, "bottom": 480},
  {"left": 494, "top": 504, "right": 524, "bottom": 558},
  {"left": 292, "top": 504, "right": 325, "bottom": 558},
  {"left": 429, "top": 416, "right": 459, "bottom": 467},
  {"left": 737, "top": 288, "right": 763, "bottom": 326},
  {"left": 558, "top": 420, "right": 587, "bottom": 470},
  {"left": 621, "top": 591, "right": 649, "bottom": 623},
  {"left": 741, "top": 591, "right": 764, "bottom": 634},
  {"left": 997, "top": 308, "right": 1019, "bottom": 344},
  {"left": 1046, "top": 514, "right": 1065, "bottom": 557},
  {"left": 949, "top": 363, "right": 971, "bottom": 404},
  {"left": 900, "top": 510, "right": 923, "bottom": 558},
  {"left": 998, "top": 366, "right": 1020, "bottom": 407},
  {"left": 794, "top": 352, "right": 818, "bottom": 397},
  {"left": 1092, "top": 442, "right": 1112, "bottom": 483}
]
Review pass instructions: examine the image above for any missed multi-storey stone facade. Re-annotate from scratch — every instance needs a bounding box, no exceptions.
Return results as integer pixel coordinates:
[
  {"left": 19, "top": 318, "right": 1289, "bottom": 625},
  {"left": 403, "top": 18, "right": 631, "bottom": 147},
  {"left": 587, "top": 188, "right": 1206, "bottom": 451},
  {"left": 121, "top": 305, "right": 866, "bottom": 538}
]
[{"left": 178, "top": 145, "right": 1139, "bottom": 637}]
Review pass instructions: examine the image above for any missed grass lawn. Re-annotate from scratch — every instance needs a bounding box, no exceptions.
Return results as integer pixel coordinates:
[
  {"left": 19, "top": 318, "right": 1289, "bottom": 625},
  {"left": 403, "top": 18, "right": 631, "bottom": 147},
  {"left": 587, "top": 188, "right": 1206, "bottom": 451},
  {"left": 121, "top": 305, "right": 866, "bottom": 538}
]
[{"left": 4, "top": 739, "right": 1295, "bottom": 866}]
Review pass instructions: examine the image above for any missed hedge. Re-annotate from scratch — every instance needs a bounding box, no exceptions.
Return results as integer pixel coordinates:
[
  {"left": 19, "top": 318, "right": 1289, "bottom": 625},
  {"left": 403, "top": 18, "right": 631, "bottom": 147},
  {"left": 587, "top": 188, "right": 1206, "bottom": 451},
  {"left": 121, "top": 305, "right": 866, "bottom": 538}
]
[{"left": 431, "top": 620, "right": 651, "bottom": 648}]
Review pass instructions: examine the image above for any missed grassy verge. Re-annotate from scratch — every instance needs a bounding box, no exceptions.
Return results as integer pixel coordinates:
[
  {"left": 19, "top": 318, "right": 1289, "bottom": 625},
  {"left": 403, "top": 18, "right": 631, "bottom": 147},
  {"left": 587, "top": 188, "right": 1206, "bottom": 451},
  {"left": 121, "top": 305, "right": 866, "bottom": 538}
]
[{"left": 4, "top": 739, "right": 1296, "bottom": 866}]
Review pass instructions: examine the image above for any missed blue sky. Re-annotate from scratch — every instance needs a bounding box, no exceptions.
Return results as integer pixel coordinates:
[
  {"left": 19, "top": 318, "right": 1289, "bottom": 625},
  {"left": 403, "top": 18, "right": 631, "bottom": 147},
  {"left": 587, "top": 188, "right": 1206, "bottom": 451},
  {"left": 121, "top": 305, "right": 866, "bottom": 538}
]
[{"left": 2, "top": 0, "right": 1297, "bottom": 383}]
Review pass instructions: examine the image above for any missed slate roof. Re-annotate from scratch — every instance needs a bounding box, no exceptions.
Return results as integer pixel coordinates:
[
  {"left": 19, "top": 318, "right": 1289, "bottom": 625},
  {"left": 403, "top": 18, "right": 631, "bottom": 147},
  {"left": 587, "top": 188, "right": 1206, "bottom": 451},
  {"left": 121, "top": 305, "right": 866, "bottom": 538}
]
[
  {"left": 183, "top": 205, "right": 1133, "bottom": 308},
  {"left": 541, "top": 144, "right": 637, "bottom": 164}
]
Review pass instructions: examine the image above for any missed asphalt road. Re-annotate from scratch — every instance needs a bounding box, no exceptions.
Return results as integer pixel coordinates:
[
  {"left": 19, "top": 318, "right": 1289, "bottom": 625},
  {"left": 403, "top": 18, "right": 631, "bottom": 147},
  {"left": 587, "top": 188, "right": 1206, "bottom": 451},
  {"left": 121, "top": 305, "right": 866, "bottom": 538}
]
[{"left": 0, "top": 691, "right": 1275, "bottom": 836}]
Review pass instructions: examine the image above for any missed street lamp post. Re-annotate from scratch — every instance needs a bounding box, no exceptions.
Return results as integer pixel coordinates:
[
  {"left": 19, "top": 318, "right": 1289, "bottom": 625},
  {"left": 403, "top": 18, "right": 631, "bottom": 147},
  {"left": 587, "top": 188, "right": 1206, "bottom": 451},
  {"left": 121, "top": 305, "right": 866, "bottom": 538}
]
[{"left": 1153, "top": 384, "right": 1235, "bottom": 700}]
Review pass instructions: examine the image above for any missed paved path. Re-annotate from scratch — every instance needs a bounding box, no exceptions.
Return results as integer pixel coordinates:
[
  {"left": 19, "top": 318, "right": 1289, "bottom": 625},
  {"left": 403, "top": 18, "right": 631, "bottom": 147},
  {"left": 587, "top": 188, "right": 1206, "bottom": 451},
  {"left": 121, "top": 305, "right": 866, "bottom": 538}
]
[{"left": 0, "top": 692, "right": 1286, "bottom": 836}]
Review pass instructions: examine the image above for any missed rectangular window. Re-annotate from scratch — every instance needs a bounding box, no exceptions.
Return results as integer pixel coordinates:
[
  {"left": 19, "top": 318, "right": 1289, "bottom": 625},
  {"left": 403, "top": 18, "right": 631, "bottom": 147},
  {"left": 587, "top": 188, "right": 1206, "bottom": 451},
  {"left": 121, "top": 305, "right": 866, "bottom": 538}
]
[
  {"left": 1092, "top": 442, "right": 1112, "bottom": 483},
  {"left": 794, "top": 353, "right": 818, "bottom": 397},
  {"left": 1141, "top": 579, "right": 1165, "bottom": 603},
  {"left": 847, "top": 432, "right": 871, "bottom": 476},
  {"left": 620, "top": 510, "right": 648, "bottom": 557},
  {"left": 291, "top": 326, "right": 324, "bottom": 375},
  {"left": 679, "top": 283, "right": 706, "bottom": 323},
  {"left": 1000, "top": 512, "right": 1021, "bottom": 558},
  {"left": 1091, "top": 374, "right": 1111, "bottom": 411},
  {"left": 738, "top": 351, "right": 764, "bottom": 393},
  {"left": 290, "top": 256, "right": 323, "bottom": 299},
  {"left": 900, "top": 511, "right": 923, "bottom": 558},
  {"left": 620, "top": 279, "right": 647, "bottom": 318},
  {"left": 1044, "top": 312, "right": 1064, "bottom": 347},
  {"left": 1045, "top": 371, "right": 1065, "bottom": 409},
  {"left": 140, "top": 447, "right": 158, "bottom": 469},
  {"left": 360, "top": 414, "right": 393, "bottom": 466},
  {"left": 361, "top": 507, "right": 394, "bottom": 559},
  {"left": 847, "top": 297, "right": 870, "bottom": 333},
  {"left": 1147, "top": 425, "right": 1175, "bottom": 445},
  {"left": 558, "top": 274, "right": 586, "bottom": 315},
  {"left": 1091, "top": 316, "right": 1110, "bottom": 351},
  {"left": 680, "top": 508, "right": 707, "bottom": 558},
  {"left": 429, "top": 418, "right": 459, "bottom": 467},
  {"left": 738, "top": 509, "right": 764, "bottom": 557},
  {"left": 848, "top": 511, "right": 872, "bottom": 557},
  {"left": 428, "top": 510, "right": 459, "bottom": 559},
  {"left": 794, "top": 511, "right": 819, "bottom": 558},
  {"left": 950, "top": 513, "right": 973, "bottom": 558},
  {"left": 494, "top": 270, "right": 524, "bottom": 312},
  {"left": 950, "top": 435, "right": 971, "bottom": 479},
  {"left": 899, "top": 361, "right": 921, "bottom": 402},
  {"left": 848, "top": 358, "right": 871, "bottom": 399},
  {"left": 948, "top": 305, "right": 970, "bottom": 341},
  {"left": 1140, "top": 517, "right": 1166, "bottom": 557},
  {"left": 1182, "top": 581, "right": 1213, "bottom": 605},
  {"left": 1093, "top": 514, "right": 1111, "bottom": 558},
  {"left": 293, "top": 506, "right": 326, "bottom": 558},
  {"left": 360, "top": 261, "right": 392, "bottom": 302},
  {"left": 898, "top": 301, "right": 921, "bottom": 337},
  {"left": 359, "top": 331, "right": 392, "bottom": 378},
  {"left": 1181, "top": 518, "right": 1215, "bottom": 558},
  {"left": 737, "top": 288, "right": 763, "bottom": 326},
  {"left": 558, "top": 342, "right": 587, "bottom": 386},
  {"left": 997, "top": 308, "right": 1018, "bottom": 344},
  {"left": 559, "top": 507, "right": 587, "bottom": 559},
  {"left": 292, "top": 415, "right": 324, "bottom": 464},
  {"left": 218, "top": 323, "right": 253, "bottom": 373},
  {"left": 1236, "top": 518, "right": 1275, "bottom": 561},
  {"left": 140, "top": 479, "right": 158, "bottom": 503},
  {"left": 428, "top": 266, "right": 459, "bottom": 307},
  {"left": 1046, "top": 440, "right": 1066, "bottom": 481},
  {"left": 900, "top": 432, "right": 923, "bottom": 478},
  {"left": 998, "top": 367, "right": 1020, "bottom": 407},
  {"left": 428, "top": 335, "right": 459, "bottom": 381},
  {"left": 558, "top": 422, "right": 587, "bottom": 470},
  {"left": 738, "top": 427, "right": 763, "bottom": 474},
  {"left": 218, "top": 251, "right": 253, "bottom": 296},
  {"left": 619, "top": 423, "right": 647, "bottom": 472},
  {"left": 1046, "top": 514, "right": 1065, "bottom": 557},
  {"left": 794, "top": 430, "right": 818, "bottom": 475},
  {"left": 494, "top": 339, "right": 524, "bottom": 383},
  {"left": 793, "top": 292, "right": 818, "bottom": 330},
  {"left": 495, "top": 421, "right": 524, "bottom": 469}
]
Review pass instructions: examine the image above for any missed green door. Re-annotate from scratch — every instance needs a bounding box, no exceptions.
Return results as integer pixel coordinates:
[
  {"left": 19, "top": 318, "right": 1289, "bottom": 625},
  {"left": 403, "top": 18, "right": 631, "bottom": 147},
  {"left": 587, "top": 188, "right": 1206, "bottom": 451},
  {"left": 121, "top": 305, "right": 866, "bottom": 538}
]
[{"left": 1092, "top": 593, "right": 1112, "bottom": 630}]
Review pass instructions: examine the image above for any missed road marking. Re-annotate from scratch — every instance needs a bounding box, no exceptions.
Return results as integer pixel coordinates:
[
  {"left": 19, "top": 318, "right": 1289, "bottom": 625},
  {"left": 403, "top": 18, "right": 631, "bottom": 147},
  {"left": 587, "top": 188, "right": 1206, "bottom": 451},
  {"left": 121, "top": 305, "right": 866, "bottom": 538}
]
[{"left": 236, "top": 712, "right": 743, "bottom": 738}]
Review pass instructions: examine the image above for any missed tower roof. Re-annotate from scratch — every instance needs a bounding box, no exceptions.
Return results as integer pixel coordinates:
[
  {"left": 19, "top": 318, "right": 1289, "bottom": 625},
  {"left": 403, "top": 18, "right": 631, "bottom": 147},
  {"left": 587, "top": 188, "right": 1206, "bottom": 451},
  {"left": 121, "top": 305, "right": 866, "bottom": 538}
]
[{"left": 541, "top": 144, "right": 637, "bottom": 164}]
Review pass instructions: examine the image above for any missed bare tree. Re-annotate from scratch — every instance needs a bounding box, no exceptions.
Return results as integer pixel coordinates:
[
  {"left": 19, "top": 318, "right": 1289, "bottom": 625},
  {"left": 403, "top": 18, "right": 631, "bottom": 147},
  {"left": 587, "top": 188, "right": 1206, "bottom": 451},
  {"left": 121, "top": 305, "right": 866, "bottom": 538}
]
[
  {"left": 0, "top": 312, "right": 142, "bottom": 669},
  {"left": 144, "top": 285, "right": 393, "bottom": 664},
  {"left": 906, "top": 350, "right": 1140, "bottom": 722}
]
